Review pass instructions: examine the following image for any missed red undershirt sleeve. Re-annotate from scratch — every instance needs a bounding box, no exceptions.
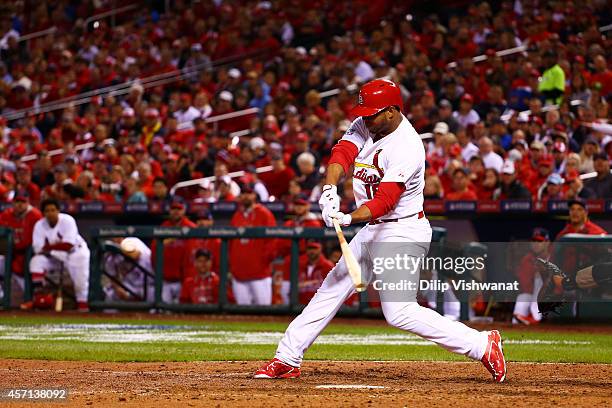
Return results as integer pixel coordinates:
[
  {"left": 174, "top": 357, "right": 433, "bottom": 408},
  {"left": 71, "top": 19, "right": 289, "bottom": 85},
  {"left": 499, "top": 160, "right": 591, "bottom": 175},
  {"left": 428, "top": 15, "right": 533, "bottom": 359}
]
[
  {"left": 328, "top": 140, "right": 359, "bottom": 175},
  {"left": 363, "top": 182, "right": 406, "bottom": 220},
  {"left": 45, "top": 242, "right": 74, "bottom": 252}
]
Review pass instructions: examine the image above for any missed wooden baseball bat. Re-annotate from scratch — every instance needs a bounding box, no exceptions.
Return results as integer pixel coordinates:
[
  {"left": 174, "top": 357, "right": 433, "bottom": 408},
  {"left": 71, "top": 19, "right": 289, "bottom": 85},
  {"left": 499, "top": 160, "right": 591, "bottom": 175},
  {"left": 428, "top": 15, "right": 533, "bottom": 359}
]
[
  {"left": 332, "top": 218, "right": 367, "bottom": 292},
  {"left": 55, "top": 262, "right": 63, "bottom": 313}
]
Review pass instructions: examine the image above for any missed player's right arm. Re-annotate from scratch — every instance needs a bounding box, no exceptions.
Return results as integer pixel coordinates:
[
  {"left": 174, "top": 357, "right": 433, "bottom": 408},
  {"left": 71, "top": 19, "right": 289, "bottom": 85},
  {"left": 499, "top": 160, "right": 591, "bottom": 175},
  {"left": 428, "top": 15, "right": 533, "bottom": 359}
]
[
  {"left": 319, "top": 119, "right": 367, "bottom": 226},
  {"left": 324, "top": 163, "right": 346, "bottom": 186},
  {"left": 325, "top": 118, "right": 368, "bottom": 185},
  {"left": 31, "top": 220, "right": 45, "bottom": 254}
]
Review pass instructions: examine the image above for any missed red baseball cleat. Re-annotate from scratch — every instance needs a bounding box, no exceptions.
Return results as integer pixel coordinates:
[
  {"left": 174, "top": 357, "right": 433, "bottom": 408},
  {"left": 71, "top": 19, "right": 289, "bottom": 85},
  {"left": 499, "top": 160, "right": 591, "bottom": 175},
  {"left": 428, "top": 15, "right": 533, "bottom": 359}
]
[
  {"left": 20, "top": 293, "right": 55, "bottom": 310},
  {"left": 253, "top": 358, "right": 300, "bottom": 379},
  {"left": 77, "top": 301, "right": 89, "bottom": 312},
  {"left": 513, "top": 313, "right": 540, "bottom": 326},
  {"left": 481, "top": 330, "right": 507, "bottom": 383}
]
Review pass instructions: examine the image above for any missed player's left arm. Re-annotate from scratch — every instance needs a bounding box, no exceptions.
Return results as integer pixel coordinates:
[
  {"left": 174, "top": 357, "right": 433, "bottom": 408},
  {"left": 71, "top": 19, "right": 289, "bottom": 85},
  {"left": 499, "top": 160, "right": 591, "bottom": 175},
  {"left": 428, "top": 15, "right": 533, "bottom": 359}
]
[{"left": 348, "top": 182, "right": 406, "bottom": 223}]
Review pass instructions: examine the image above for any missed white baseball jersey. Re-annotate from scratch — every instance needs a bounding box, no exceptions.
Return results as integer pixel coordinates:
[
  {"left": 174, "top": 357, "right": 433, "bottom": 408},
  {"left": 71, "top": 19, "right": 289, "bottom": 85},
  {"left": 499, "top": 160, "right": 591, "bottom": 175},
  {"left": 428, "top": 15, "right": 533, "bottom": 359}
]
[
  {"left": 32, "top": 213, "right": 87, "bottom": 255},
  {"left": 341, "top": 114, "right": 425, "bottom": 219},
  {"left": 104, "top": 237, "right": 153, "bottom": 301},
  {"left": 30, "top": 213, "right": 90, "bottom": 303}
]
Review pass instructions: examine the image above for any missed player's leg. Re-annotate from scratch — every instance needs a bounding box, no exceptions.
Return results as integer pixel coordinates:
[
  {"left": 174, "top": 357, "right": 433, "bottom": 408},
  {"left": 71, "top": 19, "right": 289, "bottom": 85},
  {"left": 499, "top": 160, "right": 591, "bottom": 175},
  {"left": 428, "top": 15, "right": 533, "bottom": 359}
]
[
  {"left": 378, "top": 255, "right": 505, "bottom": 382},
  {"left": 513, "top": 261, "right": 535, "bottom": 324},
  {"left": 250, "top": 277, "right": 272, "bottom": 305},
  {"left": 232, "top": 278, "right": 254, "bottom": 305},
  {"left": 442, "top": 288, "right": 462, "bottom": 321},
  {"left": 28, "top": 254, "right": 51, "bottom": 287},
  {"left": 267, "top": 227, "right": 369, "bottom": 370},
  {"left": 372, "top": 235, "right": 488, "bottom": 361},
  {"left": 529, "top": 273, "right": 543, "bottom": 323},
  {"left": 66, "top": 249, "right": 90, "bottom": 305},
  {"left": 381, "top": 300, "right": 487, "bottom": 359},
  {"left": 21, "top": 255, "right": 55, "bottom": 310},
  {"left": 162, "top": 281, "right": 175, "bottom": 303},
  {"left": 375, "top": 220, "right": 505, "bottom": 382}
]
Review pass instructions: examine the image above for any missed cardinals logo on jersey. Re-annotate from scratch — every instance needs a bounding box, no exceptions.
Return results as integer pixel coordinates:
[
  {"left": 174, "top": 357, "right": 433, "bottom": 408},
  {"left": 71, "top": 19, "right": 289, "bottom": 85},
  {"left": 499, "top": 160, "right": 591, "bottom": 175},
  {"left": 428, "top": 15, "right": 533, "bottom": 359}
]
[
  {"left": 372, "top": 149, "right": 384, "bottom": 178},
  {"left": 353, "top": 149, "right": 384, "bottom": 199}
]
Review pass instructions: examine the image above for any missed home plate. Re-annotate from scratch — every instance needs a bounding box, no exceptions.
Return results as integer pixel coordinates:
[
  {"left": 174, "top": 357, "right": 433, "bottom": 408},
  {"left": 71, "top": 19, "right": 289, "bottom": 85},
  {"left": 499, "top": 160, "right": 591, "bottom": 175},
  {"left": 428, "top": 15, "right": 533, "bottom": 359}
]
[{"left": 316, "top": 385, "right": 386, "bottom": 390}]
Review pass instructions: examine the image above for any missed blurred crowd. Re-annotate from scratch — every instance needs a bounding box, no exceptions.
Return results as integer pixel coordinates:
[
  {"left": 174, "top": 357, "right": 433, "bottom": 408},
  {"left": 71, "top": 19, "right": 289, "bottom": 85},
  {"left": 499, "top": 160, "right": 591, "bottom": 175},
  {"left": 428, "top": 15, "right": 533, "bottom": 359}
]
[{"left": 0, "top": 0, "right": 610, "bottom": 212}]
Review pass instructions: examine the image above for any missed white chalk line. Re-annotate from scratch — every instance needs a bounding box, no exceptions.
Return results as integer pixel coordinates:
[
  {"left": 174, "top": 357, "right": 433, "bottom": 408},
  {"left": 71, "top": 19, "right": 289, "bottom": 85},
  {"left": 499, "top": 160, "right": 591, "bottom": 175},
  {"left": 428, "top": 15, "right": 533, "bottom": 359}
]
[
  {"left": 0, "top": 324, "right": 594, "bottom": 346},
  {"left": 0, "top": 367, "right": 252, "bottom": 378}
]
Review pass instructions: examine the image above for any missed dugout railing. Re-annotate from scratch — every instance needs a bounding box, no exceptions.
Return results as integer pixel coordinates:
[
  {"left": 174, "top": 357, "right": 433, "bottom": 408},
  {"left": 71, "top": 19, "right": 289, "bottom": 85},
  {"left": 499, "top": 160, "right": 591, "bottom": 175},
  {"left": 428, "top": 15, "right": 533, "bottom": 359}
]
[{"left": 88, "top": 226, "right": 447, "bottom": 315}]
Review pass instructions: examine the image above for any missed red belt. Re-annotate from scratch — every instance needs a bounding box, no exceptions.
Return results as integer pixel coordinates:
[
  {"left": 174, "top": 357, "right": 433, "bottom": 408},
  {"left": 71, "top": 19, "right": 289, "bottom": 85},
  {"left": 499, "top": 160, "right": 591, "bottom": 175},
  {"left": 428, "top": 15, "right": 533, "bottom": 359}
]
[{"left": 369, "top": 211, "right": 424, "bottom": 225}]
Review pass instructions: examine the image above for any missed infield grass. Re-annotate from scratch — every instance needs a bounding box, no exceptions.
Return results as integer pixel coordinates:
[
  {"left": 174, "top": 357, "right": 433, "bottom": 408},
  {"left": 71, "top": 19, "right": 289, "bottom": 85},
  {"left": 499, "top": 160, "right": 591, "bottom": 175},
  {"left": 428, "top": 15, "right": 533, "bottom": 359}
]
[{"left": 0, "top": 314, "right": 610, "bottom": 363}]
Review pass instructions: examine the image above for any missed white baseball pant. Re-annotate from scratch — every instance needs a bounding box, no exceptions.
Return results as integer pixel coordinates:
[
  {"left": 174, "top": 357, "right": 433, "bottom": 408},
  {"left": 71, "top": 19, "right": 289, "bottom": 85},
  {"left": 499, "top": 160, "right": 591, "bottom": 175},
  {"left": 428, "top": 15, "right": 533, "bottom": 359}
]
[
  {"left": 162, "top": 281, "right": 182, "bottom": 303},
  {"left": 275, "top": 216, "right": 488, "bottom": 367},
  {"left": 513, "top": 273, "right": 543, "bottom": 322},
  {"left": 29, "top": 247, "right": 90, "bottom": 303},
  {"left": 232, "top": 277, "right": 272, "bottom": 305}
]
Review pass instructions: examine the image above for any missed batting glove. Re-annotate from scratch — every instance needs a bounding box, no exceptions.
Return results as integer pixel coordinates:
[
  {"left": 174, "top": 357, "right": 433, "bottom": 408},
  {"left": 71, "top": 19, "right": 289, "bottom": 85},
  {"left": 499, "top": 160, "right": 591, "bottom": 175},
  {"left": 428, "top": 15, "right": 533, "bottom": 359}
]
[
  {"left": 326, "top": 211, "right": 352, "bottom": 227},
  {"left": 318, "top": 184, "right": 340, "bottom": 213}
]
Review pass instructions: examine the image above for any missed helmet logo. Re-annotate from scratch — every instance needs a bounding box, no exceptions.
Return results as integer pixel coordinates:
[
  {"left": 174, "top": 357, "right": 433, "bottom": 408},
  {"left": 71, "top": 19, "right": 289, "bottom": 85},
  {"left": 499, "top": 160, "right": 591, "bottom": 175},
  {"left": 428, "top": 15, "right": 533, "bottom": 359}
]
[{"left": 358, "top": 93, "right": 363, "bottom": 105}]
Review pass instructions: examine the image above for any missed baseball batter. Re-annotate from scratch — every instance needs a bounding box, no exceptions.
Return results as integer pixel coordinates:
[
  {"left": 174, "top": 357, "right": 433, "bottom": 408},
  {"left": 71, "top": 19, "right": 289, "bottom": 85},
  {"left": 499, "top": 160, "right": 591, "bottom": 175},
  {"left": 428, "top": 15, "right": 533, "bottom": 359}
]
[
  {"left": 255, "top": 79, "right": 506, "bottom": 382},
  {"left": 29, "top": 198, "right": 90, "bottom": 311}
]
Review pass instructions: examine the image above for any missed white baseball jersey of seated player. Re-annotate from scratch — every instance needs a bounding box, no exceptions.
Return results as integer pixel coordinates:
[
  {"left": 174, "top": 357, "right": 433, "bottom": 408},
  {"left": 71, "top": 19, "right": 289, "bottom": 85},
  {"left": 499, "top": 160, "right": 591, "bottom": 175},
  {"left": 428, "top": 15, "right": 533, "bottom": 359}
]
[
  {"left": 32, "top": 213, "right": 87, "bottom": 255},
  {"left": 342, "top": 114, "right": 425, "bottom": 219},
  {"left": 30, "top": 213, "right": 90, "bottom": 302}
]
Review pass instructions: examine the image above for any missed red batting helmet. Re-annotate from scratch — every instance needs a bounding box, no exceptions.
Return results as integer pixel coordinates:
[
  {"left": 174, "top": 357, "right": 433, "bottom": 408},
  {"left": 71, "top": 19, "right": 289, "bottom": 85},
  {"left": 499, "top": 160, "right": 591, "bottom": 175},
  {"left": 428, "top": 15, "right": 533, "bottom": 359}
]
[{"left": 350, "top": 78, "right": 403, "bottom": 118}]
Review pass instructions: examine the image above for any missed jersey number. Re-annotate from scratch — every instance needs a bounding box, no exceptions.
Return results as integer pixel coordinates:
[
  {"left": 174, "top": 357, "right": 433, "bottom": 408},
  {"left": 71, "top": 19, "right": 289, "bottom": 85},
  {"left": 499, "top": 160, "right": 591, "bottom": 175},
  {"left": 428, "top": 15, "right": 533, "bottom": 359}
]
[{"left": 365, "top": 184, "right": 379, "bottom": 199}]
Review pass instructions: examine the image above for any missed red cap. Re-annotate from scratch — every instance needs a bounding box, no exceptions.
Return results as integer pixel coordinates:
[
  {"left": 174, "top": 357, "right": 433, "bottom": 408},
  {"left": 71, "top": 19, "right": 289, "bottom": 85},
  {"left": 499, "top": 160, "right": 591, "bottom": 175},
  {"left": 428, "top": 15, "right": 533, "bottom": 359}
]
[
  {"left": 13, "top": 192, "right": 29, "bottom": 202},
  {"left": 170, "top": 201, "right": 185, "bottom": 210},
  {"left": 349, "top": 78, "right": 403, "bottom": 117},
  {"left": 531, "top": 227, "right": 550, "bottom": 242},
  {"left": 180, "top": 93, "right": 192, "bottom": 102},
  {"left": 461, "top": 93, "right": 474, "bottom": 103},
  {"left": 306, "top": 242, "right": 322, "bottom": 249},
  {"left": 574, "top": 55, "right": 585, "bottom": 64},
  {"left": 293, "top": 197, "right": 309, "bottom": 206},
  {"left": 296, "top": 133, "right": 309, "bottom": 142}
]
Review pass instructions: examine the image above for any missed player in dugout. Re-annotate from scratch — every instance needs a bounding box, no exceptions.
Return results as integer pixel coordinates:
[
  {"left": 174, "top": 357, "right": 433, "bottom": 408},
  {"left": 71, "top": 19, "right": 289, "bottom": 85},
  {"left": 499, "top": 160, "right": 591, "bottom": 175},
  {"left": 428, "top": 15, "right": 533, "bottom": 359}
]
[
  {"left": 0, "top": 192, "right": 42, "bottom": 300},
  {"left": 24, "top": 198, "right": 90, "bottom": 311}
]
